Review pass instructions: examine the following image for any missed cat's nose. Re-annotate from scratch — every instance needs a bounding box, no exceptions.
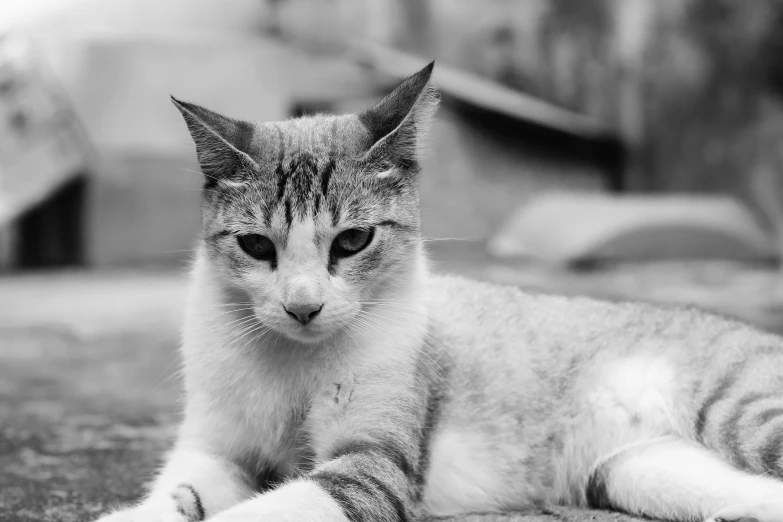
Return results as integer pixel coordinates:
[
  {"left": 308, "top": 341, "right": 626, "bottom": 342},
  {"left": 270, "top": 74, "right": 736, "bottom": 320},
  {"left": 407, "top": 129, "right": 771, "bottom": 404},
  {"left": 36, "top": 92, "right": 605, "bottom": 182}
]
[{"left": 284, "top": 303, "right": 323, "bottom": 325}]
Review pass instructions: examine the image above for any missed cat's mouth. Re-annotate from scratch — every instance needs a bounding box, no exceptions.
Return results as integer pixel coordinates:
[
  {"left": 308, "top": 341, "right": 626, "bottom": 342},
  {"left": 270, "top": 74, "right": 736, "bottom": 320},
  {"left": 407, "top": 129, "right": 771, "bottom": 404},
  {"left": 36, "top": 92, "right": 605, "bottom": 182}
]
[
  {"left": 277, "top": 321, "right": 335, "bottom": 344},
  {"left": 250, "top": 306, "right": 351, "bottom": 345}
]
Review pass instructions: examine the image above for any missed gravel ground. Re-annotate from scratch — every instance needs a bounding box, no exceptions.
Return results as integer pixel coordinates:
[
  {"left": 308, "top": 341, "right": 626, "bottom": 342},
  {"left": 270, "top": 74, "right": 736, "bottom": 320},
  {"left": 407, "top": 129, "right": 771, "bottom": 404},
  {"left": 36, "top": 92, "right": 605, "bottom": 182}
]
[{"left": 7, "top": 250, "right": 783, "bottom": 521}]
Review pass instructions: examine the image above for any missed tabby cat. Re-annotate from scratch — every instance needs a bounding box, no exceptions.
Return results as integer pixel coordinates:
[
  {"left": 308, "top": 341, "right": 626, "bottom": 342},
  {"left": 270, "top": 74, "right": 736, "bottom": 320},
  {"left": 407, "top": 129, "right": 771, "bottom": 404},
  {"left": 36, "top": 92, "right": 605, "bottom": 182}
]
[{"left": 97, "top": 63, "right": 783, "bottom": 522}]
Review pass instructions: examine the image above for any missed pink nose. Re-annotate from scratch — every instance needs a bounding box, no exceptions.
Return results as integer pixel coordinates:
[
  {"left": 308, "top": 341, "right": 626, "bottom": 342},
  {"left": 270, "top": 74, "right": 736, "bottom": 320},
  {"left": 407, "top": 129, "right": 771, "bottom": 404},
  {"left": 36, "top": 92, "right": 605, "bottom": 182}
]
[{"left": 284, "top": 303, "right": 323, "bottom": 325}]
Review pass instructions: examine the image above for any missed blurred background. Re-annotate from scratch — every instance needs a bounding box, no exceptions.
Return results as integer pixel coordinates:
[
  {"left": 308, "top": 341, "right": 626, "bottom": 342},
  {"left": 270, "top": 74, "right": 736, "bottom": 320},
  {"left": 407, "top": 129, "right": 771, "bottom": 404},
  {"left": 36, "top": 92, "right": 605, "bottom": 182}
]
[{"left": 2, "top": 1, "right": 783, "bottom": 520}]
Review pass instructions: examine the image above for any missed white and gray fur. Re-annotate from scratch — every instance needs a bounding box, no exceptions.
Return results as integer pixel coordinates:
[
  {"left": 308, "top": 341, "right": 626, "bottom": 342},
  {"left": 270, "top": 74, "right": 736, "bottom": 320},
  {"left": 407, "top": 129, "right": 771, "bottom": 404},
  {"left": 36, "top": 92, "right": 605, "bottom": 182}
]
[{"left": 96, "top": 63, "right": 783, "bottom": 522}]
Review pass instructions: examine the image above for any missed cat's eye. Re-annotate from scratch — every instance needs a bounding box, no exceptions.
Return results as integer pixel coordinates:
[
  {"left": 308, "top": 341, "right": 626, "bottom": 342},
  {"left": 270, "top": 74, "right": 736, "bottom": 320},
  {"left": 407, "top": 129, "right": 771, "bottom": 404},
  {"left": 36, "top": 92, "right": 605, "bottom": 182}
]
[
  {"left": 331, "top": 228, "right": 374, "bottom": 258},
  {"left": 237, "top": 234, "right": 276, "bottom": 261}
]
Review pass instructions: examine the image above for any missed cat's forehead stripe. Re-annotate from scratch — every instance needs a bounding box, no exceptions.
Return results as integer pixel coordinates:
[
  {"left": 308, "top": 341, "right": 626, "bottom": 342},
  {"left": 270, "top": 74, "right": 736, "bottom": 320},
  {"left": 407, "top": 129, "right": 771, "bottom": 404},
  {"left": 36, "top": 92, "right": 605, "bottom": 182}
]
[
  {"left": 274, "top": 126, "right": 287, "bottom": 199},
  {"left": 229, "top": 115, "right": 386, "bottom": 233},
  {"left": 274, "top": 125, "right": 286, "bottom": 174},
  {"left": 263, "top": 118, "right": 348, "bottom": 229}
]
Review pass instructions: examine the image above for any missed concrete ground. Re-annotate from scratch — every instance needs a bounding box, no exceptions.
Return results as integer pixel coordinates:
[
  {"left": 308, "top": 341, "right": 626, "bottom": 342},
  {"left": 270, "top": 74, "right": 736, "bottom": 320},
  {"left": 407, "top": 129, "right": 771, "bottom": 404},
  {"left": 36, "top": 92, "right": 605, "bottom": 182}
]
[{"left": 7, "top": 246, "right": 783, "bottom": 520}]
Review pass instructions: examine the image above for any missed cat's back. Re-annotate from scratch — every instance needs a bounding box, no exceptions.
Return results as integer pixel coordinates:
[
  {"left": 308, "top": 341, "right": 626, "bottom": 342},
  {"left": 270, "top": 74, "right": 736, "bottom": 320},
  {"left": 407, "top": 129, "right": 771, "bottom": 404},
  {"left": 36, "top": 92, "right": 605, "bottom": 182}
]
[
  {"left": 425, "top": 272, "right": 777, "bottom": 375},
  {"left": 427, "top": 272, "right": 660, "bottom": 356},
  {"left": 424, "top": 273, "right": 638, "bottom": 421}
]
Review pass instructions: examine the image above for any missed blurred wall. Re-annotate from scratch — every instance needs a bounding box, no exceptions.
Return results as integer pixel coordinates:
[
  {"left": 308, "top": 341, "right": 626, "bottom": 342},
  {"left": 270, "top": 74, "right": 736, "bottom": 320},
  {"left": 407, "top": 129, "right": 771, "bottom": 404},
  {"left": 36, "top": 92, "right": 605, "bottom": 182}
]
[
  {"left": 276, "top": 0, "right": 783, "bottom": 203},
  {"left": 8, "top": 0, "right": 375, "bottom": 265}
]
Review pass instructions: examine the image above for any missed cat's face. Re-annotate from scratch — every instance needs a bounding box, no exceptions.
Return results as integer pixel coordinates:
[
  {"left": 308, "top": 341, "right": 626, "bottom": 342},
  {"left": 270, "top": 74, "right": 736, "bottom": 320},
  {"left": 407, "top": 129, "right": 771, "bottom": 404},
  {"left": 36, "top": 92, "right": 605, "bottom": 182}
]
[
  {"left": 173, "top": 63, "right": 437, "bottom": 343},
  {"left": 195, "top": 115, "right": 424, "bottom": 344}
]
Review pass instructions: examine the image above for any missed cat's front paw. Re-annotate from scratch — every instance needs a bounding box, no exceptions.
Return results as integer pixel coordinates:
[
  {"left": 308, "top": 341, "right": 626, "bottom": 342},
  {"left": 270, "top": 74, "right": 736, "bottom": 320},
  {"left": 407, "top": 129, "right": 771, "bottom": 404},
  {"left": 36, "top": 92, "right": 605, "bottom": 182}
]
[
  {"left": 706, "top": 503, "right": 783, "bottom": 522},
  {"left": 95, "top": 486, "right": 205, "bottom": 522}
]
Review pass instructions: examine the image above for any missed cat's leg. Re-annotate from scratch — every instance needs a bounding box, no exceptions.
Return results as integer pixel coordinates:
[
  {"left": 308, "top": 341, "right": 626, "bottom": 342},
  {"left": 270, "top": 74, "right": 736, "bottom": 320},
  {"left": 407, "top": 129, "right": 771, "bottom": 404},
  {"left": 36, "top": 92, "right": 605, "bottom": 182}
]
[
  {"left": 96, "top": 441, "right": 255, "bottom": 522},
  {"left": 586, "top": 436, "right": 783, "bottom": 522},
  {"left": 205, "top": 355, "right": 429, "bottom": 522},
  {"left": 204, "top": 439, "right": 413, "bottom": 522}
]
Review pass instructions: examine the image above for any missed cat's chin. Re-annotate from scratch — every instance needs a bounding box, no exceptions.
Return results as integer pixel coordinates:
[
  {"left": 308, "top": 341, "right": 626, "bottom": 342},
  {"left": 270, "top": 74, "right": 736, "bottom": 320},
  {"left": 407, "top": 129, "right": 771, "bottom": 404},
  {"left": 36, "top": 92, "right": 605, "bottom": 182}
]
[{"left": 278, "top": 327, "right": 336, "bottom": 345}]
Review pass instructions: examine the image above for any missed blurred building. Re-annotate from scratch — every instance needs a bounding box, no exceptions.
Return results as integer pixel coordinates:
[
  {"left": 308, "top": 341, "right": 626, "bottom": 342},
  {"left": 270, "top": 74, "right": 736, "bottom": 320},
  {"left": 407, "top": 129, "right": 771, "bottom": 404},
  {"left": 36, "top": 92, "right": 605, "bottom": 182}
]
[{"left": 2, "top": 0, "right": 783, "bottom": 268}]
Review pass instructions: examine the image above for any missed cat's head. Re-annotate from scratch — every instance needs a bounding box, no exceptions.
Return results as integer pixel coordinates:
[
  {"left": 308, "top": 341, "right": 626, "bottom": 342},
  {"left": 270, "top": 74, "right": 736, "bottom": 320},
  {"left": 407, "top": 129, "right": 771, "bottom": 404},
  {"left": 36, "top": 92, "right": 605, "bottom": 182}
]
[{"left": 173, "top": 63, "right": 438, "bottom": 344}]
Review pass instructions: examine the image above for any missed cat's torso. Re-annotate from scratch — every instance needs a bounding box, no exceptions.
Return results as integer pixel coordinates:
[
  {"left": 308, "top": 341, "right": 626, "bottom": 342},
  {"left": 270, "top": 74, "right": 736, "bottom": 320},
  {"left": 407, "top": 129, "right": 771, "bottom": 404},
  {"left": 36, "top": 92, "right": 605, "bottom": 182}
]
[
  {"left": 179, "top": 257, "right": 783, "bottom": 516},
  {"left": 420, "top": 275, "right": 778, "bottom": 513}
]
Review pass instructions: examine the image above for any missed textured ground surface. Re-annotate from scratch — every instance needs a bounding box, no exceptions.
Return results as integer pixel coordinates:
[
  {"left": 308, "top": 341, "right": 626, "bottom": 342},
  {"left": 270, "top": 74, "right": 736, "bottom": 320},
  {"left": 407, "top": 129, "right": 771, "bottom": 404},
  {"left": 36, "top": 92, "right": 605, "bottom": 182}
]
[{"left": 6, "top": 250, "right": 783, "bottom": 521}]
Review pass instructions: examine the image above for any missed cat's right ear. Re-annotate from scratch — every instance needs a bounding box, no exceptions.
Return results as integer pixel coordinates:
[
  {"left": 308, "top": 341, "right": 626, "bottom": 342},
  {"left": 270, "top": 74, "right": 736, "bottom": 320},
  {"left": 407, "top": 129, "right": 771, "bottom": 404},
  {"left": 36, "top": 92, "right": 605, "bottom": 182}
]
[
  {"left": 171, "top": 96, "right": 259, "bottom": 185},
  {"left": 358, "top": 61, "right": 439, "bottom": 170}
]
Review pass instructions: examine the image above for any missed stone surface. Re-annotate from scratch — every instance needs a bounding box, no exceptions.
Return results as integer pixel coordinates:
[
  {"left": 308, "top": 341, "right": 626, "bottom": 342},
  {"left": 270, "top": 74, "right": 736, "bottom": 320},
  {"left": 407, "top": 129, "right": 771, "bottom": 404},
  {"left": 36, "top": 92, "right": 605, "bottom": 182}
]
[
  {"left": 0, "top": 270, "right": 184, "bottom": 521},
  {"left": 0, "top": 330, "right": 179, "bottom": 522}
]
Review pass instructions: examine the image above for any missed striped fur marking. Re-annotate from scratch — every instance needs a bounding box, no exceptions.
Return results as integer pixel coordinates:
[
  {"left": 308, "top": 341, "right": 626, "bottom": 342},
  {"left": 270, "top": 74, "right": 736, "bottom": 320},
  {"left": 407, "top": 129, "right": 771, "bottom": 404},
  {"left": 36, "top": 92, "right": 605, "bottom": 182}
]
[
  {"left": 721, "top": 392, "right": 772, "bottom": 468},
  {"left": 585, "top": 467, "right": 613, "bottom": 510},
  {"left": 312, "top": 470, "right": 409, "bottom": 522},
  {"left": 758, "top": 407, "right": 783, "bottom": 425},
  {"left": 312, "top": 473, "right": 363, "bottom": 522},
  {"left": 171, "top": 484, "right": 205, "bottom": 521},
  {"left": 414, "top": 382, "right": 446, "bottom": 499},
  {"left": 273, "top": 147, "right": 341, "bottom": 227},
  {"left": 361, "top": 472, "right": 409, "bottom": 522},
  {"left": 760, "top": 420, "right": 783, "bottom": 475},
  {"left": 321, "top": 158, "right": 335, "bottom": 197},
  {"left": 695, "top": 362, "right": 748, "bottom": 442},
  {"left": 330, "top": 439, "right": 415, "bottom": 480},
  {"left": 284, "top": 199, "right": 293, "bottom": 228},
  {"left": 274, "top": 126, "right": 287, "bottom": 199}
]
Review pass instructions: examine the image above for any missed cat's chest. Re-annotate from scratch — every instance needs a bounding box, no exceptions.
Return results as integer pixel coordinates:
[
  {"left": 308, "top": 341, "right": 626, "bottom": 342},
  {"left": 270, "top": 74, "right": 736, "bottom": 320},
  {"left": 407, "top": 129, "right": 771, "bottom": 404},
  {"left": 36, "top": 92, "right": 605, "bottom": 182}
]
[{"left": 193, "top": 349, "right": 330, "bottom": 465}]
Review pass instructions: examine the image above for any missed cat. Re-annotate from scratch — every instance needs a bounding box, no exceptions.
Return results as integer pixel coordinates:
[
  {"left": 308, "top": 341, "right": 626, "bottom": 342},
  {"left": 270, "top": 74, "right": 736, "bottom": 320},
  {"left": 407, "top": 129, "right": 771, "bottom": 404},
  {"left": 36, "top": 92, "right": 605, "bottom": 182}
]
[{"left": 95, "top": 62, "right": 783, "bottom": 522}]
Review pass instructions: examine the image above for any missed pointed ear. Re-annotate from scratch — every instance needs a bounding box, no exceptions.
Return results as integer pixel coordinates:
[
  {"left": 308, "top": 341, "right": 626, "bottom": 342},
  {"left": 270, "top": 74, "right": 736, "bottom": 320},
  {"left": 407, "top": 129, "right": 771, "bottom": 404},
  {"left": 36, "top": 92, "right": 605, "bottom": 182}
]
[
  {"left": 171, "top": 96, "right": 259, "bottom": 185},
  {"left": 358, "top": 61, "right": 439, "bottom": 169}
]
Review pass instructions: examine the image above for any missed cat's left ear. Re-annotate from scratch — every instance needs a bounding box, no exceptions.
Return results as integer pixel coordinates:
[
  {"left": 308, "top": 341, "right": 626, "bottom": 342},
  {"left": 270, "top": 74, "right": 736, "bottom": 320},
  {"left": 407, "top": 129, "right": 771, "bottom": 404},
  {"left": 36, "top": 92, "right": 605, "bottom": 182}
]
[{"left": 358, "top": 61, "right": 439, "bottom": 170}]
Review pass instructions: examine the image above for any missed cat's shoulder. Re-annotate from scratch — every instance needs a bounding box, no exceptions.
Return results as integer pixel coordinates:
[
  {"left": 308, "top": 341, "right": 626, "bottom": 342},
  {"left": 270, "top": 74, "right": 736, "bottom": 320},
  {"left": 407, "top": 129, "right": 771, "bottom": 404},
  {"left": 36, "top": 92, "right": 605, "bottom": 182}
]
[{"left": 425, "top": 272, "right": 748, "bottom": 334}]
